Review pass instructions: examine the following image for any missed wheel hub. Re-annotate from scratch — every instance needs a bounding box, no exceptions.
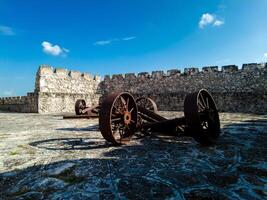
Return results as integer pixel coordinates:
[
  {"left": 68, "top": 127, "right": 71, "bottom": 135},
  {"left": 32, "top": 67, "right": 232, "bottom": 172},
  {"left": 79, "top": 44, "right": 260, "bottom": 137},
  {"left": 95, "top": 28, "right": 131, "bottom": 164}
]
[{"left": 123, "top": 111, "right": 131, "bottom": 125}]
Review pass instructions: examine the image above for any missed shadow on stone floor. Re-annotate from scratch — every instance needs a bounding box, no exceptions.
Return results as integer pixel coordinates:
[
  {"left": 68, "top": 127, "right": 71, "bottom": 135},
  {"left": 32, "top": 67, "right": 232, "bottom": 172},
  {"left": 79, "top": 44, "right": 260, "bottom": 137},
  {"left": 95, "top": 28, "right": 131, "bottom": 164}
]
[
  {"left": 1, "top": 119, "right": 266, "bottom": 199},
  {"left": 29, "top": 137, "right": 111, "bottom": 151},
  {"left": 56, "top": 124, "right": 99, "bottom": 132}
]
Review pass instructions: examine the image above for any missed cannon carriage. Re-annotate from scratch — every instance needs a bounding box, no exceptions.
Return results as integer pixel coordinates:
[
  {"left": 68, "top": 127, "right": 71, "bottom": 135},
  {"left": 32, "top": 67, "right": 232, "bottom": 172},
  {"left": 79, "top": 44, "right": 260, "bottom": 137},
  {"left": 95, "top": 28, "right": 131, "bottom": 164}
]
[
  {"left": 65, "top": 89, "right": 220, "bottom": 146},
  {"left": 99, "top": 89, "right": 220, "bottom": 146}
]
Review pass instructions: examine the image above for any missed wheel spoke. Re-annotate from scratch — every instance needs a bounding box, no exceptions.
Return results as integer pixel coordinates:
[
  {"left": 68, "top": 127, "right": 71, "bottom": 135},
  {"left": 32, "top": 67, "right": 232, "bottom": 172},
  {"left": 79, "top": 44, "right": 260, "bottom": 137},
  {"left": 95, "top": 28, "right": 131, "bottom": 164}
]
[
  {"left": 113, "top": 105, "right": 123, "bottom": 115},
  {"left": 144, "top": 100, "right": 149, "bottom": 110},
  {"left": 129, "top": 107, "right": 134, "bottom": 113},
  {"left": 198, "top": 101, "right": 205, "bottom": 111},
  {"left": 120, "top": 96, "right": 127, "bottom": 110},
  {"left": 126, "top": 98, "right": 129, "bottom": 110},
  {"left": 111, "top": 118, "right": 121, "bottom": 122},
  {"left": 120, "top": 96, "right": 126, "bottom": 105},
  {"left": 113, "top": 129, "right": 121, "bottom": 140},
  {"left": 206, "top": 97, "right": 209, "bottom": 109},
  {"left": 118, "top": 126, "right": 125, "bottom": 140},
  {"left": 112, "top": 113, "right": 119, "bottom": 117},
  {"left": 111, "top": 123, "right": 119, "bottom": 132},
  {"left": 200, "top": 93, "right": 207, "bottom": 107}
]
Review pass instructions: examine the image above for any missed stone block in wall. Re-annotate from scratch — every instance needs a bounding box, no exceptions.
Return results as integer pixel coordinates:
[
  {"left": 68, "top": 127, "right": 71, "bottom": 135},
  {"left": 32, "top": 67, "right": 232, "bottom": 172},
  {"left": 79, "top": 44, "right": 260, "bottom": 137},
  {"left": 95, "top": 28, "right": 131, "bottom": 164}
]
[
  {"left": 125, "top": 73, "right": 136, "bottom": 79},
  {"left": 27, "top": 92, "right": 35, "bottom": 97},
  {"left": 222, "top": 65, "right": 238, "bottom": 73},
  {"left": 94, "top": 75, "right": 101, "bottom": 81},
  {"left": 184, "top": 68, "right": 199, "bottom": 75},
  {"left": 152, "top": 71, "right": 164, "bottom": 79},
  {"left": 112, "top": 74, "right": 124, "bottom": 80},
  {"left": 137, "top": 72, "right": 150, "bottom": 82},
  {"left": 202, "top": 66, "right": 218, "bottom": 73},
  {"left": 38, "top": 65, "right": 54, "bottom": 75},
  {"left": 54, "top": 68, "right": 68, "bottom": 76},
  {"left": 167, "top": 69, "right": 181, "bottom": 76},
  {"left": 104, "top": 75, "right": 110, "bottom": 81},
  {"left": 82, "top": 73, "right": 93, "bottom": 80},
  {"left": 242, "top": 63, "right": 265, "bottom": 70},
  {"left": 69, "top": 70, "right": 81, "bottom": 79},
  {"left": 138, "top": 72, "right": 150, "bottom": 78}
]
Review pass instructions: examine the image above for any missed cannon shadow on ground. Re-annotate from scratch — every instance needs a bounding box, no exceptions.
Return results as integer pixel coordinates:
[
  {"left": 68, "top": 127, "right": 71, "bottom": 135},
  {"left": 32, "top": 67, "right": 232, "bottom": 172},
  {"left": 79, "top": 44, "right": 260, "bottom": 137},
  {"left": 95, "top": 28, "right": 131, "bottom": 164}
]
[
  {"left": 1, "top": 118, "right": 267, "bottom": 199},
  {"left": 29, "top": 137, "right": 111, "bottom": 151},
  {"left": 55, "top": 124, "right": 99, "bottom": 132}
]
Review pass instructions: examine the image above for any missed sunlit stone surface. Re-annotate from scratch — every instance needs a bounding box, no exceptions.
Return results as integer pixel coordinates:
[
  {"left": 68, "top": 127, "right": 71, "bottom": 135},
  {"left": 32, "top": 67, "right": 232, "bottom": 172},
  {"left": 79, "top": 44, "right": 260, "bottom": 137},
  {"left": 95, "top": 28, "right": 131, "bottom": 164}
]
[{"left": 0, "top": 111, "right": 266, "bottom": 199}]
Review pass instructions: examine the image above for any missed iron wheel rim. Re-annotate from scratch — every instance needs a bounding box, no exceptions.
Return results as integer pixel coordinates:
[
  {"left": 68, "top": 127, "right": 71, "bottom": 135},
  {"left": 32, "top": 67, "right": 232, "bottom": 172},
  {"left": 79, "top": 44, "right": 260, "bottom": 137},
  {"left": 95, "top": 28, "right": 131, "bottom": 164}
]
[
  {"left": 184, "top": 89, "right": 220, "bottom": 145},
  {"left": 99, "top": 92, "right": 138, "bottom": 145}
]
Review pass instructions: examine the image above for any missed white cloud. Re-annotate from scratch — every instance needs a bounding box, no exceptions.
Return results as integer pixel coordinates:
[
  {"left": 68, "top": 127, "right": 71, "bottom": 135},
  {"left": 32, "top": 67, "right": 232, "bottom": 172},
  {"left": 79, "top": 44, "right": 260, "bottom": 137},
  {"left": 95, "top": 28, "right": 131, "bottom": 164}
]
[
  {"left": 213, "top": 20, "right": 224, "bottom": 27},
  {"left": 41, "top": 41, "right": 69, "bottom": 56},
  {"left": 63, "top": 48, "right": 70, "bottom": 53},
  {"left": 199, "top": 13, "right": 224, "bottom": 28},
  {"left": 94, "top": 36, "right": 136, "bottom": 46},
  {"left": 264, "top": 53, "right": 267, "bottom": 58},
  {"left": 199, "top": 13, "right": 215, "bottom": 28},
  {"left": 94, "top": 40, "right": 112, "bottom": 46},
  {"left": 122, "top": 36, "right": 136, "bottom": 41},
  {"left": 0, "top": 25, "right": 15, "bottom": 36}
]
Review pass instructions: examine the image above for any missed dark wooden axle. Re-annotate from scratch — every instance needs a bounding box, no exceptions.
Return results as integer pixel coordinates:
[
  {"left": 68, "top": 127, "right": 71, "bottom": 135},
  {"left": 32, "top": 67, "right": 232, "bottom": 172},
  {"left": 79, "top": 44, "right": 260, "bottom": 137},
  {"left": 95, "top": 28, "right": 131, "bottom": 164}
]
[
  {"left": 137, "top": 105, "right": 209, "bottom": 134},
  {"left": 139, "top": 117, "right": 186, "bottom": 133},
  {"left": 137, "top": 106, "right": 166, "bottom": 122},
  {"left": 63, "top": 114, "right": 98, "bottom": 119}
]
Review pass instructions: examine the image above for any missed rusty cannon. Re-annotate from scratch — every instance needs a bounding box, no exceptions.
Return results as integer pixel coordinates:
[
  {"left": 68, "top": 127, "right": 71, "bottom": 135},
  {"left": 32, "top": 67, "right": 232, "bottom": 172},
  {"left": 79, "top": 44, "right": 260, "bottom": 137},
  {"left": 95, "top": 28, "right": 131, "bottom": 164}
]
[
  {"left": 63, "top": 100, "right": 100, "bottom": 119},
  {"left": 63, "top": 97, "right": 158, "bottom": 119},
  {"left": 99, "top": 89, "right": 220, "bottom": 146}
]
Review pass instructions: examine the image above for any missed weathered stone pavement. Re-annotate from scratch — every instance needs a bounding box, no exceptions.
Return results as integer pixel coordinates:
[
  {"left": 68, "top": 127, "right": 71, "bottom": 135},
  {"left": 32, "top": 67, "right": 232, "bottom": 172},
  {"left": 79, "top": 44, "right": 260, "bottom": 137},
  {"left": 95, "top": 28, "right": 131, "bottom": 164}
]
[{"left": 0, "top": 111, "right": 266, "bottom": 199}]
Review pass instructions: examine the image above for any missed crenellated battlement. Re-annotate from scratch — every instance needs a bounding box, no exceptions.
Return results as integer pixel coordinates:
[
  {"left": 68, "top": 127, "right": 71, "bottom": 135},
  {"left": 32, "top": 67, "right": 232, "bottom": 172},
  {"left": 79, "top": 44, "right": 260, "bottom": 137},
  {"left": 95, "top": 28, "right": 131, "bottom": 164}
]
[
  {"left": 35, "top": 65, "right": 101, "bottom": 94},
  {"left": 0, "top": 95, "right": 35, "bottom": 104},
  {"left": 99, "top": 62, "right": 267, "bottom": 114},
  {"left": 0, "top": 62, "right": 266, "bottom": 114},
  {"left": 102, "top": 62, "right": 266, "bottom": 83},
  {"left": 0, "top": 92, "right": 38, "bottom": 112},
  {"left": 32, "top": 65, "right": 101, "bottom": 113},
  {"left": 37, "top": 65, "right": 100, "bottom": 81}
]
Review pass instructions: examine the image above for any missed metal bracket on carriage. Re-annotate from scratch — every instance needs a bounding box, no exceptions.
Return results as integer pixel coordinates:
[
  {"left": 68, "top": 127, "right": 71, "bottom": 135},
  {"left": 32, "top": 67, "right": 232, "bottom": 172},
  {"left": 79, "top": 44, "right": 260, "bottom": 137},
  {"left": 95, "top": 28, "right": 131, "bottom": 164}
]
[{"left": 99, "top": 89, "right": 221, "bottom": 146}]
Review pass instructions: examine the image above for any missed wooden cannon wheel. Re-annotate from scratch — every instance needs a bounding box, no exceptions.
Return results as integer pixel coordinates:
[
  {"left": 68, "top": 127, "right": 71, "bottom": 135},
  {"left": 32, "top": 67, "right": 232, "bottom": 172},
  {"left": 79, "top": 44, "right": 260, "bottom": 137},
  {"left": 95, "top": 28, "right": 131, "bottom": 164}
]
[
  {"left": 99, "top": 92, "right": 138, "bottom": 145},
  {"left": 184, "top": 89, "right": 220, "bottom": 145},
  {"left": 136, "top": 97, "right": 158, "bottom": 113}
]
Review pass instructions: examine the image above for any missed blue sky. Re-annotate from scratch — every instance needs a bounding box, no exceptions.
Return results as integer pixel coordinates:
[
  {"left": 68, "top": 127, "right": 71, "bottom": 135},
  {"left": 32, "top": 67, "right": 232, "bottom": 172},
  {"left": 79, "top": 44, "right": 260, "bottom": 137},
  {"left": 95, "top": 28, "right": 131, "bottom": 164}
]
[{"left": 0, "top": 0, "right": 267, "bottom": 96}]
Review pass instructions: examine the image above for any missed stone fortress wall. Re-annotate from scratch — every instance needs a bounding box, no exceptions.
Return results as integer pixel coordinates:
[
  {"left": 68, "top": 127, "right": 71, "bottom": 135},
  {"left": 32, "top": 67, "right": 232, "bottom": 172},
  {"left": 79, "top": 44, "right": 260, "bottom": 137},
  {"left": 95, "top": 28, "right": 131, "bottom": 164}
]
[
  {"left": 0, "top": 65, "right": 101, "bottom": 113},
  {"left": 35, "top": 66, "right": 101, "bottom": 113},
  {"left": 99, "top": 63, "right": 267, "bottom": 114},
  {"left": 0, "top": 92, "right": 38, "bottom": 113},
  {"left": 0, "top": 63, "right": 266, "bottom": 114}
]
